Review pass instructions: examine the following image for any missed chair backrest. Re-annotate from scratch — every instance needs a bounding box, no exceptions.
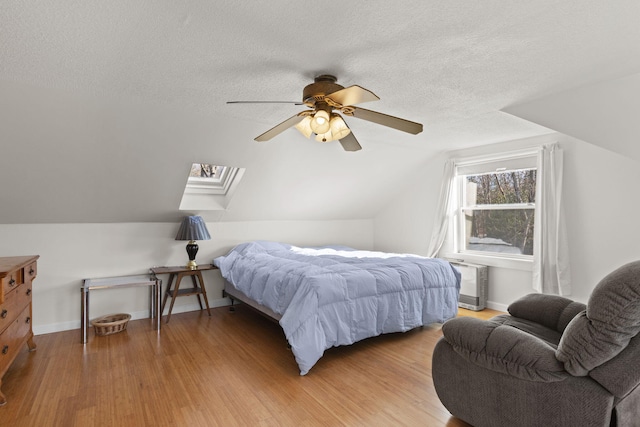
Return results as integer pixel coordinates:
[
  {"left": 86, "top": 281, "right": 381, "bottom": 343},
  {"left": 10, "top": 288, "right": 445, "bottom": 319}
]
[
  {"left": 589, "top": 332, "right": 640, "bottom": 398},
  {"left": 556, "top": 260, "right": 640, "bottom": 376}
]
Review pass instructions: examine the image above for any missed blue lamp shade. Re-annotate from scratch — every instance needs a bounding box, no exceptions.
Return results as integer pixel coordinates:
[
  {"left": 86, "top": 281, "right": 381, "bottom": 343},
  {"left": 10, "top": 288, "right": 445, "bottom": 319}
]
[
  {"left": 175, "top": 216, "right": 211, "bottom": 241},
  {"left": 175, "top": 216, "right": 211, "bottom": 269}
]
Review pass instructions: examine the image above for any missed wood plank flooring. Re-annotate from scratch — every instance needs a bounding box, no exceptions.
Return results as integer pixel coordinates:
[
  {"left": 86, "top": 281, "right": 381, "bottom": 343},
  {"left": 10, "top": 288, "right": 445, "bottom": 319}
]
[{"left": 0, "top": 306, "right": 500, "bottom": 427}]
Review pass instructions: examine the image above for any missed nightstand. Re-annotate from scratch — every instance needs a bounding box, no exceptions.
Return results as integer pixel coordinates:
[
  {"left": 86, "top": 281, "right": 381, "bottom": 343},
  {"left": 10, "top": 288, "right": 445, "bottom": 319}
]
[{"left": 150, "top": 265, "right": 216, "bottom": 323}]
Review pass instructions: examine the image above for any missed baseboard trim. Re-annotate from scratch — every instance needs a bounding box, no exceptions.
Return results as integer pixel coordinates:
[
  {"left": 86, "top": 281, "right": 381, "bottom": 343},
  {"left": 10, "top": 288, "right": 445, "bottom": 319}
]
[
  {"left": 34, "top": 297, "right": 507, "bottom": 336},
  {"left": 486, "top": 300, "right": 508, "bottom": 312},
  {"left": 33, "top": 297, "right": 231, "bottom": 336}
]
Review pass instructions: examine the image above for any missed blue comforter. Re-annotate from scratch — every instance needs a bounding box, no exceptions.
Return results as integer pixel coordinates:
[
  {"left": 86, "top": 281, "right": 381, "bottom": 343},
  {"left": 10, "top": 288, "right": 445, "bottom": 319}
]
[{"left": 214, "top": 241, "right": 461, "bottom": 375}]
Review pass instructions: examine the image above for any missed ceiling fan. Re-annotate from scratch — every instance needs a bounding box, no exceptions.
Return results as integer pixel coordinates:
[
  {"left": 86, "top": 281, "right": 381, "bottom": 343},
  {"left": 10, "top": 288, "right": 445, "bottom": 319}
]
[{"left": 227, "top": 75, "right": 423, "bottom": 151}]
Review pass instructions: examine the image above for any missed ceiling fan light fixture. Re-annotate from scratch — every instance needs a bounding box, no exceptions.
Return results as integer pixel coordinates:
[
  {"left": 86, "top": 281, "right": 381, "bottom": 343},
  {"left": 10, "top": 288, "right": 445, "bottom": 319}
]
[
  {"left": 236, "top": 75, "right": 423, "bottom": 151},
  {"left": 315, "top": 130, "right": 334, "bottom": 143},
  {"left": 329, "top": 114, "right": 351, "bottom": 140},
  {"left": 294, "top": 116, "right": 313, "bottom": 138},
  {"left": 310, "top": 110, "right": 330, "bottom": 134},
  {"left": 314, "top": 114, "right": 351, "bottom": 142}
]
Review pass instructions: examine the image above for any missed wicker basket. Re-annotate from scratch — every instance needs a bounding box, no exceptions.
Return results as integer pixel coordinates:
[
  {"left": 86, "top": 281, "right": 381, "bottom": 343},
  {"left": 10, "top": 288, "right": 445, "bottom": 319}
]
[{"left": 91, "top": 313, "right": 131, "bottom": 336}]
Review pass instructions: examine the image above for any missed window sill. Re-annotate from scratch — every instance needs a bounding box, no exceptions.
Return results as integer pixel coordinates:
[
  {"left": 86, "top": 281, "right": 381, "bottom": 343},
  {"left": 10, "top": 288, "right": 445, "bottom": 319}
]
[{"left": 441, "top": 252, "right": 533, "bottom": 271}]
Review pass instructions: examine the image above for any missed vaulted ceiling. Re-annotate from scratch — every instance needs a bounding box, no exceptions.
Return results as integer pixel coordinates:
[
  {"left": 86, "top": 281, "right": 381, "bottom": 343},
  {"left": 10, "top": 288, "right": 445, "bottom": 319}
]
[{"left": 2, "top": 1, "right": 639, "bottom": 224}]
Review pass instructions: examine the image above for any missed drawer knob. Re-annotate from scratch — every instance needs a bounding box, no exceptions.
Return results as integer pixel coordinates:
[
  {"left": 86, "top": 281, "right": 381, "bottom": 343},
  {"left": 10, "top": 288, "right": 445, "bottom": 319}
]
[
  {"left": 26, "top": 288, "right": 32, "bottom": 296},
  {"left": 25, "top": 317, "right": 31, "bottom": 324},
  {"left": 29, "top": 267, "right": 35, "bottom": 275},
  {"left": 1, "top": 345, "right": 8, "bottom": 355},
  {"left": 9, "top": 278, "right": 15, "bottom": 286},
  {"left": 1, "top": 309, "right": 7, "bottom": 318}
]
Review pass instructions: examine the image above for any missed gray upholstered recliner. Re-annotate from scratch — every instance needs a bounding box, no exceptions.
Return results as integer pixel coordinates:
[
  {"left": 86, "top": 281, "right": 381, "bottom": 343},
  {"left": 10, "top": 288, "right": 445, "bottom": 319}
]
[{"left": 432, "top": 261, "right": 640, "bottom": 427}]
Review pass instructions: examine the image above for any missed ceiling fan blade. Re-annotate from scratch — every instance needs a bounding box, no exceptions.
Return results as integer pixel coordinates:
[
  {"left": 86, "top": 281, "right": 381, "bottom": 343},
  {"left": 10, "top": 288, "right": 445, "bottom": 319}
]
[
  {"left": 350, "top": 107, "right": 423, "bottom": 134},
  {"left": 339, "top": 131, "right": 362, "bottom": 152},
  {"left": 254, "top": 114, "right": 305, "bottom": 141},
  {"left": 326, "top": 85, "right": 379, "bottom": 107},
  {"left": 227, "top": 101, "right": 304, "bottom": 105}
]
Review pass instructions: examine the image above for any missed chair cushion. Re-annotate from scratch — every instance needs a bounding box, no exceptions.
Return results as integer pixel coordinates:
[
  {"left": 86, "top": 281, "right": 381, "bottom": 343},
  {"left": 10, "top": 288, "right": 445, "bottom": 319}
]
[
  {"left": 508, "top": 293, "right": 586, "bottom": 333},
  {"left": 493, "top": 314, "right": 563, "bottom": 347},
  {"left": 557, "top": 260, "right": 640, "bottom": 376},
  {"left": 442, "top": 316, "right": 569, "bottom": 382}
]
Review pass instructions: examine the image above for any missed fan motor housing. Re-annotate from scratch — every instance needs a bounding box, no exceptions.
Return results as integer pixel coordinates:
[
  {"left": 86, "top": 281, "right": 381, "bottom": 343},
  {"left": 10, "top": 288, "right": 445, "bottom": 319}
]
[{"left": 302, "top": 75, "right": 344, "bottom": 106}]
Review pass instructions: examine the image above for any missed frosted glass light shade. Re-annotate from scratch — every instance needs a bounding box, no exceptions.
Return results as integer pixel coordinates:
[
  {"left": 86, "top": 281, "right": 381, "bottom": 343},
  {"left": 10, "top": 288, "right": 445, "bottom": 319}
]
[
  {"left": 315, "top": 130, "right": 333, "bottom": 142},
  {"left": 310, "top": 110, "right": 330, "bottom": 134},
  {"left": 329, "top": 115, "right": 351, "bottom": 140},
  {"left": 315, "top": 114, "right": 351, "bottom": 142},
  {"left": 294, "top": 116, "right": 313, "bottom": 138}
]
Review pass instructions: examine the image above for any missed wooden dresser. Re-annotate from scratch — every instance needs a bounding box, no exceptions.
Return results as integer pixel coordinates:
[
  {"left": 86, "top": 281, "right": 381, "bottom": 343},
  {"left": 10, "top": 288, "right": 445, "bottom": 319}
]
[{"left": 0, "top": 255, "right": 38, "bottom": 406}]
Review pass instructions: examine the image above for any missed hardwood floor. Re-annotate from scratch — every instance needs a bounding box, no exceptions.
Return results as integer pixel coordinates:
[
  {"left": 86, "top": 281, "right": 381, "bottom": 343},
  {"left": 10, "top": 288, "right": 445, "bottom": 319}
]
[{"left": 0, "top": 306, "right": 501, "bottom": 426}]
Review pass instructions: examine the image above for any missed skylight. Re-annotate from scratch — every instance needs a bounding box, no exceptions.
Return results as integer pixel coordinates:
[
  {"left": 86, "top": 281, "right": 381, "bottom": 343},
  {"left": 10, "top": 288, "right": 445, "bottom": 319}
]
[
  {"left": 185, "top": 164, "right": 238, "bottom": 195},
  {"left": 179, "top": 163, "right": 245, "bottom": 211}
]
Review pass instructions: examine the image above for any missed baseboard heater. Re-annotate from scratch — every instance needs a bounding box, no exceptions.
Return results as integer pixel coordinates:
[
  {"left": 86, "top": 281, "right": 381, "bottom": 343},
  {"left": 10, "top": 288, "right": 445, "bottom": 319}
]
[{"left": 448, "top": 261, "right": 488, "bottom": 311}]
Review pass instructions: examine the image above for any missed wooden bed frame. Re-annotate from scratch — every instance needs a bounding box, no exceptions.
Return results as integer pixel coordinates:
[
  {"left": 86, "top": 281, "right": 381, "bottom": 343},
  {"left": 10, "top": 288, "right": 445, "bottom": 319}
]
[{"left": 223, "top": 280, "right": 282, "bottom": 322}]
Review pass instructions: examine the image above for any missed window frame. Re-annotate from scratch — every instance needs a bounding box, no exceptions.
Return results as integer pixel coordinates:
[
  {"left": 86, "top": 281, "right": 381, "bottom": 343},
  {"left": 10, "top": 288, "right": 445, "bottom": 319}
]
[
  {"left": 179, "top": 163, "right": 245, "bottom": 211},
  {"left": 184, "top": 164, "right": 239, "bottom": 196},
  {"left": 445, "top": 149, "right": 539, "bottom": 269}
]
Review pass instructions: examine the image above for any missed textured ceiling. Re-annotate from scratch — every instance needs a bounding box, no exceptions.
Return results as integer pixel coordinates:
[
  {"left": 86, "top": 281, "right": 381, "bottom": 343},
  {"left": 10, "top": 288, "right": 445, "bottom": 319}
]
[{"left": 1, "top": 1, "right": 640, "bottom": 224}]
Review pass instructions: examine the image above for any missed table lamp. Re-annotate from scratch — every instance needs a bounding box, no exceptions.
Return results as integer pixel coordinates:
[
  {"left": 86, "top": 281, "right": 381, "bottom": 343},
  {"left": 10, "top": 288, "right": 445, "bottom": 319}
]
[{"left": 175, "top": 215, "right": 211, "bottom": 270}]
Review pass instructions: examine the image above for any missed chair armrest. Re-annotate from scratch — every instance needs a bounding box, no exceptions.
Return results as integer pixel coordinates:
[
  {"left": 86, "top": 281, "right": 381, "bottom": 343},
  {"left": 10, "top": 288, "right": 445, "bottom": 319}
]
[
  {"left": 441, "top": 317, "right": 569, "bottom": 382},
  {"left": 508, "top": 293, "right": 586, "bottom": 333}
]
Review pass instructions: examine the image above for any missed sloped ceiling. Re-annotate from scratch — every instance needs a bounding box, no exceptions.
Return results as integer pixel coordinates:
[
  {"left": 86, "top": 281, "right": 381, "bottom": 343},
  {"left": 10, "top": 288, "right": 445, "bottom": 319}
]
[
  {"left": 1, "top": 1, "right": 640, "bottom": 224},
  {"left": 504, "top": 73, "right": 640, "bottom": 162}
]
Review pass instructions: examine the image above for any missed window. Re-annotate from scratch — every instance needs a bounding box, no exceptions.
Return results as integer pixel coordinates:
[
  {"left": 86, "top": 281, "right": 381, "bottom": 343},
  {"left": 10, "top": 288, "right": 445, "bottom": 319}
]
[
  {"left": 453, "top": 151, "right": 537, "bottom": 260},
  {"left": 185, "top": 164, "right": 239, "bottom": 196},
  {"left": 179, "top": 163, "right": 245, "bottom": 211}
]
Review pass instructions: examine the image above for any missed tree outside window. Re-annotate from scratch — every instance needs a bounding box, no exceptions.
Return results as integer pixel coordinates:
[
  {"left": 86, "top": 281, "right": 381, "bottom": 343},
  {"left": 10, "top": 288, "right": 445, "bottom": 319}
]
[
  {"left": 189, "top": 163, "right": 223, "bottom": 179},
  {"left": 461, "top": 169, "right": 536, "bottom": 256}
]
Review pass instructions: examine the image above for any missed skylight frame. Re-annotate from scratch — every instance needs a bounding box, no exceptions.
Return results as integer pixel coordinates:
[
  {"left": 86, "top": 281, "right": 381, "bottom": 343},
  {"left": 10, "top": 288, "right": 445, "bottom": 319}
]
[
  {"left": 184, "top": 165, "right": 239, "bottom": 196},
  {"left": 179, "top": 162, "right": 245, "bottom": 212}
]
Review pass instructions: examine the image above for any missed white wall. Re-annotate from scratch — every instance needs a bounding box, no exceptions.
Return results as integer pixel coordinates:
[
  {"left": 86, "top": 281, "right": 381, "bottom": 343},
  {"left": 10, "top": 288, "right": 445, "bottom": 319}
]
[
  {"left": 7, "top": 131, "right": 640, "bottom": 333},
  {"left": 374, "top": 133, "right": 640, "bottom": 309},
  {"left": 562, "top": 135, "right": 640, "bottom": 302},
  {"left": 374, "top": 152, "right": 447, "bottom": 256},
  {"left": 0, "top": 219, "right": 373, "bottom": 335}
]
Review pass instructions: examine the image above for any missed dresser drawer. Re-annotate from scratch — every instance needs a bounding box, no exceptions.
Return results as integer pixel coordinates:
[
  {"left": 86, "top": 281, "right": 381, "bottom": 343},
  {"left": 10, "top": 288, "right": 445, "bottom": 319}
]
[
  {"left": 24, "top": 261, "right": 37, "bottom": 283},
  {"left": 1, "top": 257, "right": 37, "bottom": 300},
  {"left": 0, "top": 305, "right": 32, "bottom": 372},
  {"left": 0, "top": 283, "right": 32, "bottom": 335},
  {"left": 1, "top": 270, "right": 23, "bottom": 297}
]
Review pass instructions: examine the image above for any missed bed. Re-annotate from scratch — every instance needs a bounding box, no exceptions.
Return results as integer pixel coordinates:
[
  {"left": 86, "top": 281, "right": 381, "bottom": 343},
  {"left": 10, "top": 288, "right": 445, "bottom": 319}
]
[{"left": 213, "top": 241, "right": 461, "bottom": 375}]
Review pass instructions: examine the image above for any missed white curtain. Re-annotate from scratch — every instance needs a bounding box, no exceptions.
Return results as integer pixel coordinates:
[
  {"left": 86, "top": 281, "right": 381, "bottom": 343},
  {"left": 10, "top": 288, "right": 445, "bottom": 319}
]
[
  {"left": 532, "top": 143, "right": 571, "bottom": 295},
  {"left": 427, "top": 160, "right": 455, "bottom": 258}
]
